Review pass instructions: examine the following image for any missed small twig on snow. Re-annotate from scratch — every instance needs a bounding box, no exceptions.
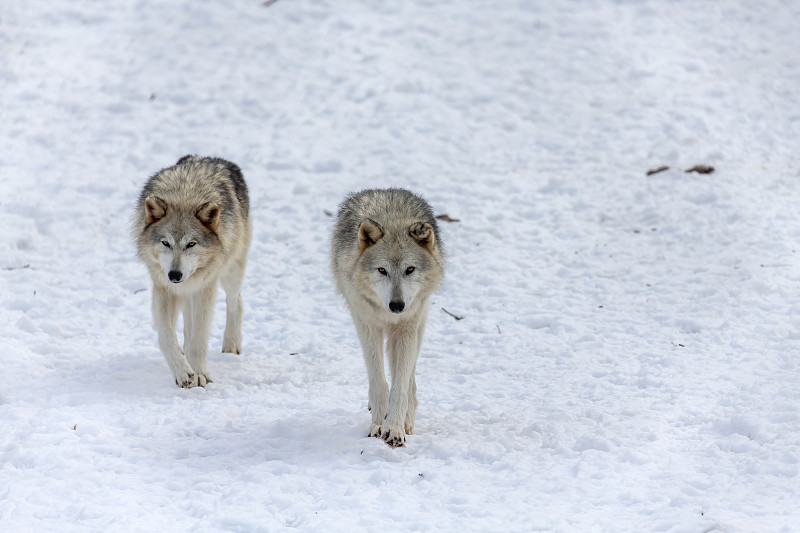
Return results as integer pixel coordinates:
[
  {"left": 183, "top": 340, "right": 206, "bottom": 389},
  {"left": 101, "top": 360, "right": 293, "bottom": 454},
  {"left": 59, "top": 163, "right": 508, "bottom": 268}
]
[
  {"left": 436, "top": 214, "right": 460, "bottom": 223},
  {"left": 2, "top": 264, "right": 30, "bottom": 271},
  {"left": 441, "top": 308, "right": 463, "bottom": 321},
  {"left": 685, "top": 164, "right": 715, "bottom": 174},
  {"left": 646, "top": 165, "right": 670, "bottom": 176}
]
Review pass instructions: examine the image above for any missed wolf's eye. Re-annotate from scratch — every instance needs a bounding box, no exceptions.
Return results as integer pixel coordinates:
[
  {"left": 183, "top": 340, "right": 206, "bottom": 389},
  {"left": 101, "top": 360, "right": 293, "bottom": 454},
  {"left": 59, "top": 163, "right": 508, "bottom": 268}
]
[
  {"left": 405, "top": 266, "right": 416, "bottom": 275},
  {"left": 161, "top": 240, "right": 171, "bottom": 248},
  {"left": 186, "top": 242, "right": 196, "bottom": 248},
  {"left": 377, "top": 268, "right": 388, "bottom": 276}
]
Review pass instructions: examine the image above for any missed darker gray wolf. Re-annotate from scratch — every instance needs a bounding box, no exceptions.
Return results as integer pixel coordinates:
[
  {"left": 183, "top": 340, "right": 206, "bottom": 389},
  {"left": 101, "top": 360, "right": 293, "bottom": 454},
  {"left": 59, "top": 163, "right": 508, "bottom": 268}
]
[
  {"left": 133, "top": 155, "right": 252, "bottom": 388},
  {"left": 331, "top": 188, "right": 445, "bottom": 447}
]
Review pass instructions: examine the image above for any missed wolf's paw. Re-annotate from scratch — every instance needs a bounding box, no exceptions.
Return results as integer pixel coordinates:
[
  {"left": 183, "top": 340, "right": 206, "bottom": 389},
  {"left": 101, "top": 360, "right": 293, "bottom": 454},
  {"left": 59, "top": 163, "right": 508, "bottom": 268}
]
[
  {"left": 382, "top": 424, "right": 406, "bottom": 448},
  {"left": 175, "top": 372, "right": 198, "bottom": 388},
  {"left": 368, "top": 423, "right": 383, "bottom": 438},
  {"left": 221, "top": 339, "right": 241, "bottom": 355},
  {"left": 404, "top": 421, "right": 414, "bottom": 435},
  {"left": 196, "top": 372, "right": 213, "bottom": 387}
]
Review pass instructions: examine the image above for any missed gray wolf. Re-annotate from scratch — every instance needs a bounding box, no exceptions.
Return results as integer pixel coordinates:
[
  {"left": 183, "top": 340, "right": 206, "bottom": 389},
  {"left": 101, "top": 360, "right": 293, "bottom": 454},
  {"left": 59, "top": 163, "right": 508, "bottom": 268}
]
[
  {"left": 133, "top": 155, "right": 252, "bottom": 388},
  {"left": 331, "top": 188, "right": 445, "bottom": 447}
]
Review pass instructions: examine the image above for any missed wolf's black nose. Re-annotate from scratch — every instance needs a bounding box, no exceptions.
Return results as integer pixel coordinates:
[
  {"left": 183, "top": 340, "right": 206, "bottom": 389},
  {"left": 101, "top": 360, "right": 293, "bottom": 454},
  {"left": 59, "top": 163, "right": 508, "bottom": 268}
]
[
  {"left": 389, "top": 301, "right": 405, "bottom": 313},
  {"left": 168, "top": 270, "right": 183, "bottom": 283}
]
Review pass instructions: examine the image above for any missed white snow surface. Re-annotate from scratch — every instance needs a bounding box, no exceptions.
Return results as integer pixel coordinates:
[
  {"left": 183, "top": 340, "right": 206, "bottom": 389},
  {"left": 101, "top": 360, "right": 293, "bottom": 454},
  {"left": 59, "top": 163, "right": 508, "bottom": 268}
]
[{"left": 2, "top": 0, "right": 800, "bottom": 531}]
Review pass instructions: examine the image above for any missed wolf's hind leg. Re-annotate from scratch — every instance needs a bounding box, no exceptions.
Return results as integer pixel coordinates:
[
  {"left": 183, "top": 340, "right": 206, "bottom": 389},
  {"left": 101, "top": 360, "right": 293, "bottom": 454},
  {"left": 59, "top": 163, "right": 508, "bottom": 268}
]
[
  {"left": 405, "top": 372, "right": 418, "bottom": 435},
  {"left": 220, "top": 259, "right": 246, "bottom": 354}
]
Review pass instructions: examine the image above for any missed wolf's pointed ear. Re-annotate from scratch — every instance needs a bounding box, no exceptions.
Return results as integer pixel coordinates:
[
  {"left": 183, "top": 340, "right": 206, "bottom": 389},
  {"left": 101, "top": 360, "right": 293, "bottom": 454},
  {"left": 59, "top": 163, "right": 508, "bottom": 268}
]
[
  {"left": 196, "top": 203, "right": 220, "bottom": 233},
  {"left": 144, "top": 197, "right": 167, "bottom": 226},
  {"left": 358, "top": 219, "right": 384, "bottom": 253},
  {"left": 176, "top": 154, "right": 196, "bottom": 166},
  {"left": 409, "top": 222, "right": 435, "bottom": 253}
]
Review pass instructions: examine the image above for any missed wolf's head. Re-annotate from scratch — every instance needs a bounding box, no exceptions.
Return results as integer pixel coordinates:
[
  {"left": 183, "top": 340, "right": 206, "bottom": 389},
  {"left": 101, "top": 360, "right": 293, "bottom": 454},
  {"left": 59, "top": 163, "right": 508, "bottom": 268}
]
[
  {"left": 141, "top": 197, "right": 221, "bottom": 286},
  {"left": 356, "top": 219, "right": 441, "bottom": 315}
]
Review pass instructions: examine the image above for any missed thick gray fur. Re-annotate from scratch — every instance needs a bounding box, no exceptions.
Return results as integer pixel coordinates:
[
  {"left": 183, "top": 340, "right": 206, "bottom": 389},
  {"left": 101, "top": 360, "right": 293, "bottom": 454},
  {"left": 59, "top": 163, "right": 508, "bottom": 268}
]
[
  {"left": 331, "top": 188, "right": 445, "bottom": 448},
  {"left": 133, "top": 155, "right": 252, "bottom": 388}
]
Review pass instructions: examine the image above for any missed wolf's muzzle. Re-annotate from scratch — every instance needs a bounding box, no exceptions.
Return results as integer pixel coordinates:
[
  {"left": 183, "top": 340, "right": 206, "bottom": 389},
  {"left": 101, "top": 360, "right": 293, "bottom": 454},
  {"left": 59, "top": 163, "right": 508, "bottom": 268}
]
[
  {"left": 168, "top": 270, "right": 183, "bottom": 283},
  {"left": 389, "top": 300, "right": 405, "bottom": 313}
]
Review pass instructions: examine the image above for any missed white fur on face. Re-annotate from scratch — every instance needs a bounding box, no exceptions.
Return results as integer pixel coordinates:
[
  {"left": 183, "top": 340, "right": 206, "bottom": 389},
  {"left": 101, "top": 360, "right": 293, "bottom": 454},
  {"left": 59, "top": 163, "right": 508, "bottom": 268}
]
[
  {"left": 156, "top": 236, "right": 201, "bottom": 283},
  {"left": 371, "top": 267, "right": 422, "bottom": 312},
  {"left": 372, "top": 272, "right": 395, "bottom": 310}
]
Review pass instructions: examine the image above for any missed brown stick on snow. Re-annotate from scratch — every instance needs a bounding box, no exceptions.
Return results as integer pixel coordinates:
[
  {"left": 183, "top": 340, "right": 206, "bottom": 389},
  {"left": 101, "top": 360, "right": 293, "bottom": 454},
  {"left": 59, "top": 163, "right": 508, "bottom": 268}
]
[
  {"left": 685, "top": 164, "right": 715, "bottom": 174},
  {"left": 646, "top": 165, "right": 670, "bottom": 176},
  {"left": 441, "top": 308, "right": 463, "bottom": 321}
]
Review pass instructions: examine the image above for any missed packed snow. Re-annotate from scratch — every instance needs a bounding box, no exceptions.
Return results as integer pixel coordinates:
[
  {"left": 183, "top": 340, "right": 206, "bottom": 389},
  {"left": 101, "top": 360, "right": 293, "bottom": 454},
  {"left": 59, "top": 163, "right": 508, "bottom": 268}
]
[{"left": 2, "top": 0, "right": 800, "bottom": 531}]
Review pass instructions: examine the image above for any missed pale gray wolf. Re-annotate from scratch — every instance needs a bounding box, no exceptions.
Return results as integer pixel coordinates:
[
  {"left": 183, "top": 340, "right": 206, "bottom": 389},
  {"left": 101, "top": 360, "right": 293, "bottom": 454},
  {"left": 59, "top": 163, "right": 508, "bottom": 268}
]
[
  {"left": 133, "top": 155, "right": 252, "bottom": 388},
  {"left": 331, "top": 188, "right": 445, "bottom": 447}
]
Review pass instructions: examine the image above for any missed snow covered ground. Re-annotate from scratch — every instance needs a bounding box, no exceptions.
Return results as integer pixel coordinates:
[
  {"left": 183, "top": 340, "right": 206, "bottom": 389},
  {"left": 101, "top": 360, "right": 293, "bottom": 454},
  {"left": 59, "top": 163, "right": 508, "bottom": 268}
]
[{"left": 2, "top": 0, "right": 800, "bottom": 531}]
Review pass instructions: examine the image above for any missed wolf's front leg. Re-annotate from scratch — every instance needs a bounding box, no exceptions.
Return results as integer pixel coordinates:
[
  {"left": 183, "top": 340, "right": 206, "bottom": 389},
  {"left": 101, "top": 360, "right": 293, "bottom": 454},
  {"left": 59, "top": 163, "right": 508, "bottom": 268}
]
[
  {"left": 354, "top": 318, "right": 389, "bottom": 438},
  {"left": 404, "top": 305, "right": 428, "bottom": 435},
  {"left": 184, "top": 283, "right": 217, "bottom": 387},
  {"left": 153, "top": 289, "right": 196, "bottom": 388},
  {"left": 383, "top": 323, "right": 423, "bottom": 448}
]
